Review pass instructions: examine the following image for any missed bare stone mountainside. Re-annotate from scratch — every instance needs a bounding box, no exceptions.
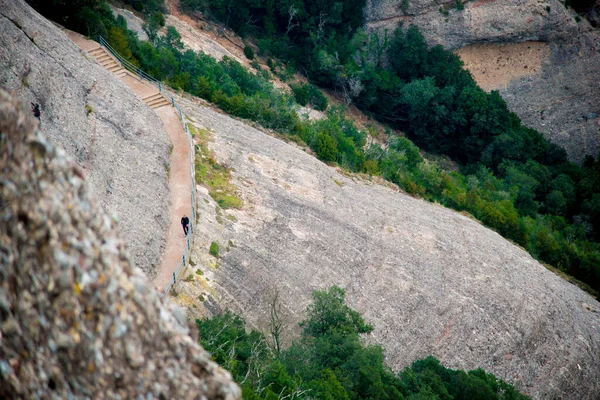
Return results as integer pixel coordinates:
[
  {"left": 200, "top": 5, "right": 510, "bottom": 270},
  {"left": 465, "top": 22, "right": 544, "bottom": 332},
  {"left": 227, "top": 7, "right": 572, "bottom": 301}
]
[
  {"left": 0, "top": 89, "right": 240, "bottom": 399},
  {"left": 0, "top": 0, "right": 170, "bottom": 277},
  {"left": 170, "top": 94, "right": 600, "bottom": 399},
  {"left": 365, "top": 0, "right": 600, "bottom": 163}
]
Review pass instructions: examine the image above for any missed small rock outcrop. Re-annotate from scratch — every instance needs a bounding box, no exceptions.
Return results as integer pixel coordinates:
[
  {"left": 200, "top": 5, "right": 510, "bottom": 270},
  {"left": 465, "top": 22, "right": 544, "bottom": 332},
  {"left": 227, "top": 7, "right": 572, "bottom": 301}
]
[
  {"left": 364, "top": 0, "right": 600, "bottom": 163},
  {"left": 0, "top": 89, "right": 240, "bottom": 399},
  {"left": 0, "top": 0, "right": 170, "bottom": 276}
]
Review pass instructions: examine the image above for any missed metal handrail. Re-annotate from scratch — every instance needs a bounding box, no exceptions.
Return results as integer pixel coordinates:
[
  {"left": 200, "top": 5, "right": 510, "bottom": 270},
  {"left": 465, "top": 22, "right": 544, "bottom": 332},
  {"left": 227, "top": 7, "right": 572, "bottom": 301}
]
[
  {"left": 96, "top": 36, "right": 197, "bottom": 296},
  {"left": 98, "top": 36, "right": 161, "bottom": 87}
]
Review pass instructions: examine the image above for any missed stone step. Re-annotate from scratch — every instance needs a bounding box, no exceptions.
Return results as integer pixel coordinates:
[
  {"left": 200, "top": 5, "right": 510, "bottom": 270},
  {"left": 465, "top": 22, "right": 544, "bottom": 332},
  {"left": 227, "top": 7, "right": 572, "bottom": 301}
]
[
  {"left": 147, "top": 97, "right": 171, "bottom": 108},
  {"left": 142, "top": 92, "right": 164, "bottom": 102},
  {"left": 100, "top": 59, "right": 118, "bottom": 68},
  {"left": 95, "top": 54, "right": 112, "bottom": 63},
  {"left": 88, "top": 47, "right": 104, "bottom": 57}
]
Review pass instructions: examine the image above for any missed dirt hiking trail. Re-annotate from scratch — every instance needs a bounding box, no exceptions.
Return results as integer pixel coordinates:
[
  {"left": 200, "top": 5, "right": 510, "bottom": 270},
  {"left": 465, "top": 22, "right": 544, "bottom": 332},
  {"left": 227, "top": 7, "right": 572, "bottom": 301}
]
[{"left": 67, "top": 30, "right": 192, "bottom": 292}]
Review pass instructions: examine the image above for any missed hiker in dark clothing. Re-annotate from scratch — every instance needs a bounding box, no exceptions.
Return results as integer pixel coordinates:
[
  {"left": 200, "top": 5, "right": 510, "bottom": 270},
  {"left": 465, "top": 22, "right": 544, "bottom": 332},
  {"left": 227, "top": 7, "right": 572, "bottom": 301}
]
[
  {"left": 181, "top": 215, "right": 190, "bottom": 235},
  {"left": 31, "top": 102, "right": 41, "bottom": 121}
]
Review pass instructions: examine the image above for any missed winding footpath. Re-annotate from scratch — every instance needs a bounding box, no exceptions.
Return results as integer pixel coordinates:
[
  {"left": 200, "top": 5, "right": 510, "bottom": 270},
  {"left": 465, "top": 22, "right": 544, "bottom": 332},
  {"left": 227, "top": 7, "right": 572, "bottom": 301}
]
[{"left": 67, "top": 30, "right": 193, "bottom": 293}]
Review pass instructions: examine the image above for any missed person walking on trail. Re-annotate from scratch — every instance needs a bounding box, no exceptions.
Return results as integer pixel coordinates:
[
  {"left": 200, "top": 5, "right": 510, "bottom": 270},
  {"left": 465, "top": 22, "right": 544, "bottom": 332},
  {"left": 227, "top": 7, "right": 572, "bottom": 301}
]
[
  {"left": 181, "top": 215, "right": 190, "bottom": 236},
  {"left": 30, "top": 102, "right": 41, "bottom": 122}
]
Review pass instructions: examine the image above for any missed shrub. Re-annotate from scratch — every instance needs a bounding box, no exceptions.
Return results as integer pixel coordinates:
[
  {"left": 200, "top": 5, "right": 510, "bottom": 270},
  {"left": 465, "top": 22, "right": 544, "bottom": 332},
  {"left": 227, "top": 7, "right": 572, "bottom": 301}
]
[
  {"left": 243, "top": 45, "right": 255, "bottom": 60},
  {"left": 315, "top": 133, "right": 338, "bottom": 162},
  {"left": 209, "top": 241, "right": 220, "bottom": 258},
  {"left": 291, "top": 83, "right": 328, "bottom": 111}
]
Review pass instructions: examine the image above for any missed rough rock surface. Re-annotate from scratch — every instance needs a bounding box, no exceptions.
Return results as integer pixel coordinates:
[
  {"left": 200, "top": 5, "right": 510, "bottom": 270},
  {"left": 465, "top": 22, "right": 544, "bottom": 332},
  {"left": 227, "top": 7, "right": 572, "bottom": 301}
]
[
  {"left": 0, "top": 89, "right": 240, "bottom": 400},
  {"left": 172, "top": 93, "right": 600, "bottom": 399},
  {"left": 0, "top": 0, "right": 170, "bottom": 276},
  {"left": 364, "top": 0, "right": 600, "bottom": 163},
  {"left": 365, "top": 0, "right": 578, "bottom": 49}
]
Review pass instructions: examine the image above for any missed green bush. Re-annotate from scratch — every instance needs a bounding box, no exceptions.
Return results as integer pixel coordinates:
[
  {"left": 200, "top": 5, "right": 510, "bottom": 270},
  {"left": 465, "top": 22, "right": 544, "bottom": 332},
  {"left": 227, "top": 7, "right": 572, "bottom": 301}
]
[
  {"left": 315, "top": 133, "right": 338, "bottom": 162},
  {"left": 209, "top": 241, "right": 219, "bottom": 258},
  {"left": 290, "top": 83, "right": 328, "bottom": 111},
  {"left": 243, "top": 45, "right": 255, "bottom": 60}
]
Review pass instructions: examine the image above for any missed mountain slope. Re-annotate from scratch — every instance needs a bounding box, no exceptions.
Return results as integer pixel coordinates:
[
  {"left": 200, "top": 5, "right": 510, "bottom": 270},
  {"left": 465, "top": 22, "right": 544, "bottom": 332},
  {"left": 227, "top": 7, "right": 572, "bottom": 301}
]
[
  {"left": 365, "top": 0, "right": 600, "bottom": 163},
  {"left": 0, "top": 0, "right": 170, "bottom": 276},
  {"left": 172, "top": 93, "right": 600, "bottom": 399}
]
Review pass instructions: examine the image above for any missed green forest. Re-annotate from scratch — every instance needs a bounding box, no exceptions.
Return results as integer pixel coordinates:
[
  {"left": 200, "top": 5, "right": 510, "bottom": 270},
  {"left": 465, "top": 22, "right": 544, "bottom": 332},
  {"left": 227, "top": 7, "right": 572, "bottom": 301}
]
[{"left": 197, "top": 286, "right": 530, "bottom": 399}]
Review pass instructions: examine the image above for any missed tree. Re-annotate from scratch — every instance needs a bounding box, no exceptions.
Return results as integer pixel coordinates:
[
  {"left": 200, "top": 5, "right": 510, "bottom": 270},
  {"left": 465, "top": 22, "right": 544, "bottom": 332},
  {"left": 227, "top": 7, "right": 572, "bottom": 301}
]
[
  {"left": 267, "top": 288, "right": 285, "bottom": 354},
  {"left": 301, "top": 286, "right": 373, "bottom": 337}
]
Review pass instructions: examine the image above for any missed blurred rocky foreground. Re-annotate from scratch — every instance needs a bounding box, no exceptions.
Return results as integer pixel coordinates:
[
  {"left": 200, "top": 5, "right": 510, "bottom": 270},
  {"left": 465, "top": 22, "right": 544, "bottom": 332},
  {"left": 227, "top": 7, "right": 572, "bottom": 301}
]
[{"left": 0, "top": 89, "right": 240, "bottom": 399}]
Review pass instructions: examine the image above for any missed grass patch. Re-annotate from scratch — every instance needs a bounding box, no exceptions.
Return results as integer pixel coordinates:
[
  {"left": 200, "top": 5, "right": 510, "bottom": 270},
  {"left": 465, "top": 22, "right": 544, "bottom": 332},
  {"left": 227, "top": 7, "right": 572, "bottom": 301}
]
[
  {"left": 209, "top": 241, "right": 220, "bottom": 258},
  {"left": 196, "top": 268, "right": 203, "bottom": 275},
  {"left": 226, "top": 214, "right": 238, "bottom": 223},
  {"left": 189, "top": 123, "right": 243, "bottom": 209}
]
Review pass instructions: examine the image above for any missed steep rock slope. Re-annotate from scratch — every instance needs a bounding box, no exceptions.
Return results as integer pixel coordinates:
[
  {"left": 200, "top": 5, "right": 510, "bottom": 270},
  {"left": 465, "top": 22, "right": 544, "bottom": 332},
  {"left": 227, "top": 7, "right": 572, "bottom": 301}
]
[
  {"left": 365, "top": 0, "right": 600, "bottom": 163},
  {"left": 173, "top": 94, "right": 600, "bottom": 399},
  {"left": 0, "top": 0, "right": 170, "bottom": 276},
  {"left": 0, "top": 89, "right": 240, "bottom": 399}
]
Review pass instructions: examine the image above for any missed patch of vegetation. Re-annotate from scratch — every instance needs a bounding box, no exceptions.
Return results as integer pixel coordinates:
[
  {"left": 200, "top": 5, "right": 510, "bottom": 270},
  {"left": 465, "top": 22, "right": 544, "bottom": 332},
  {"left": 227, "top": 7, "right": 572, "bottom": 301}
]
[
  {"left": 85, "top": 104, "right": 93, "bottom": 115},
  {"left": 243, "top": 45, "right": 255, "bottom": 60},
  {"left": 195, "top": 268, "right": 203, "bottom": 275},
  {"left": 290, "top": 82, "right": 328, "bottom": 111},
  {"left": 401, "top": 0, "right": 409, "bottom": 12},
  {"left": 209, "top": 241, "right": 219, "bottom": 258},
  {"left": 197, "top": 286, "right": 530, "bottom": 399},
  {"left": 456, "top": 0, "right": 465, "bottom": 11},
  {"left": 189, "top": 124, "right": 243, "bottom": 209}
]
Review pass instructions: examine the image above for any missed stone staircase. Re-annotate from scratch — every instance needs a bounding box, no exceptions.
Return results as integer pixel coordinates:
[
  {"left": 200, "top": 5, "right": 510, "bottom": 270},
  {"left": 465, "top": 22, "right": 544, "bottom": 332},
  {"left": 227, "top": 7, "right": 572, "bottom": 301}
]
[
  {"left": 87, "top": 46, "right": 171, "bottom": 109},
  {"left": 142, "top": 92, "right": 171, "bottom": 109}
]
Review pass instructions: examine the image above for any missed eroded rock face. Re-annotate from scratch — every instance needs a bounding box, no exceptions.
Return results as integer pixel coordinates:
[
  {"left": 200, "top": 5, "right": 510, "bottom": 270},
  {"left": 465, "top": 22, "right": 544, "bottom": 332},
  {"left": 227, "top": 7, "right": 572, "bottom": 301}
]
[
  {"left": 365, "top": 0, "right": 579, "bottom": 49},
  {"left": 364, "top": 0, "right": 600, "bottom": 163},
  {"left": 0, "top": 0, "right": 170, "bottom": 276},
  {"left": 172, "top": 94, "right": 600, "bottom": 400},
  {"left": 0, "top": 89, "right": 240, "bottom": 400}
]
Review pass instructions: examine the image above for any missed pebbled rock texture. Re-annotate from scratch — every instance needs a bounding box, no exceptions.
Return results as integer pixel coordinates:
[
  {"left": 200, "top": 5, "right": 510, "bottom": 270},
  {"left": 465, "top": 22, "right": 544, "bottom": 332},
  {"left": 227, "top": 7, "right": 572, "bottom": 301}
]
[
  {"left": 172, "top": 93, "right": 600, "bottom": 400},
  {"left": 0, "top": 88, "right": 240, "bottom": 400},
  {"left": 364, "top": 0, "right": 600, "bottom": 163},
  {"left": 0, "top": 0, "right": 170, "bottom": 276}
]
